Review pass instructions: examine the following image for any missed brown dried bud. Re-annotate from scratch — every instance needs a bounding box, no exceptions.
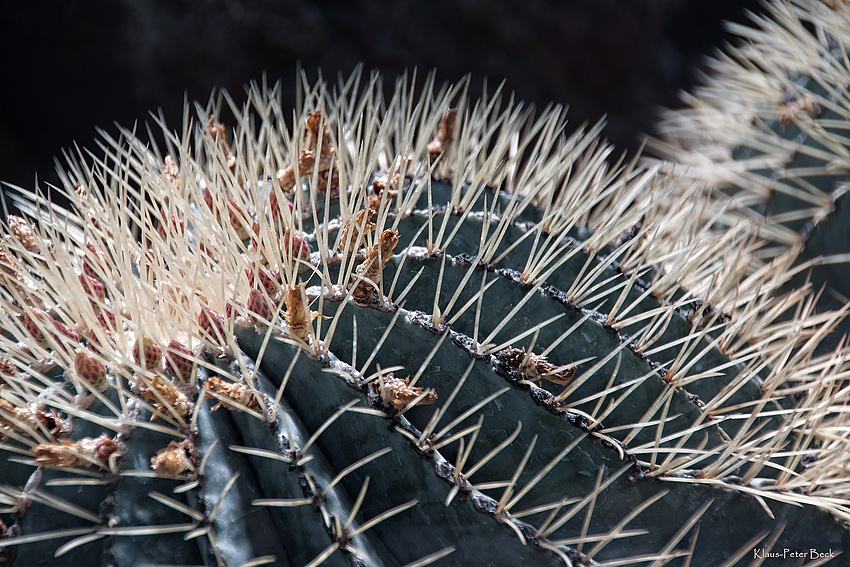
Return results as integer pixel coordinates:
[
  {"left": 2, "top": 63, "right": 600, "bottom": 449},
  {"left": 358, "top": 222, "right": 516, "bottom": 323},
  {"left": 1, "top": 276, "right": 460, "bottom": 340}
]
[
  {"left": 496, "top": 347, "right": 576, "bottom": 386},
  {"left": 2, "top": 402, "right": 73, "bottom": 441},
  {"left": 0, "top": 358, "right": 14, "bottom": 385},
  {"left": 151, "top": 440, "right": 196, "bottom": 477},
  {"left": 33, "top": 434, "right": 119, "bottom": 469},
  {"left": 338, "top": 208, "right": 376, "bottom": 258},
  {"left": 778, "top": 93, "right": 820, "bottom": 128},
  {"left": 372, "top": 154, "right": 412, "bottom": 195},
  {"left": 427, "top": 108, "right": 457, "bottom": 161},
  {"left": 350, "top": 229, "right": 399, "bottom": 301},
  {"left": 208, "top": 116, "right": 236, "bottom": 170},
  {"left": 298, "top": 111, "right": 338, "bottom": 194},
  {"left": 285, "top": 283, "right": 312, "bottom": 343},
  {"left": 133, "top": 374, "right": 195, "bottom": 421},
  {"left": 7, "top": 215, "right": 38, "bottom": 252},
  {"left": 276, "top": 166, "right": 296, "bottom": 194},
  {"left": 163, "top": 155, "right": 180, "bottom": 188},
  {"left": 0, "top": 244, "right": 27, "bottom": 295},
  {"left": 371, "top": 374, "right": 438, "bottom": 410},
  {"left": 204, "top": 375, "right": 261, "bottom": 412}
]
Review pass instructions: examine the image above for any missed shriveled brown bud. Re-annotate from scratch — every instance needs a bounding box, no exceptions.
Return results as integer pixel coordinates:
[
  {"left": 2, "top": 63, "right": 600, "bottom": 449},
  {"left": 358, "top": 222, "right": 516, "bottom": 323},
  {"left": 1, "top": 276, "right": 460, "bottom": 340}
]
[
  {"left": 204, "top": 375, "right": 261, "bottom": 412},
  {"left": 208, "top": 116, "right": 236, "bottom": 171},
  {"left": 133, "top": 374, "right": 194, "bottom": 421},
  {"left": 7, "top": 215, "right": 38, "bottom": 252},
  {"left": 298, "top": 111, "right": 339, "bottom": 194},
  {"left": 163, "top": 155, "right": 180, "bottom": 188},
  {"left": 427, "top": 108, "right": 457, "bottom": 161},
  {"left": 338, "top": 208, "right": 376, "bottom": 258},
  {"left": 151, "top": 440, "right": 196, "bottom": 477},
  {"left": 350, "top": 229, "right": 399, "bottom": 301},
  {"left": 496, "top": 347, "right": 576, "bottom": 386},
  {"left": 276, "top": 166, "right": 296, "bottom": 194},
  {"left": 371, "top": 374, "right": 438, "bottom": 410},
  {"left": 0, "top": 244, "right": 27, "bottom": 295},
  {"left": 284, "top": 283, "right": 313, "bottom": 344},
  {"left": 33, "top": 434, "right": 119, "bottom": 469}
]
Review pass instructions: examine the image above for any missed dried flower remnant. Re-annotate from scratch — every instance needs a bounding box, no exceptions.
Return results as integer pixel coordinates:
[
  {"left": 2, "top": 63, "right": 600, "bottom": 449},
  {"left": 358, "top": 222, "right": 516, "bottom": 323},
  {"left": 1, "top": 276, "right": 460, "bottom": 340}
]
[
  {"left": 275, "top": 165, "right": 297, "bottom": 195},
  {"left": 496, "top": 347, "right": 576, "bottom": 386},
  {"left": 0, "top": 399, "right": 71, "bottom": 440},
  {"left": 427, "top": 108, "right": 458, "bottom": 162},
  {"left": 277, "top": 110, "right": 339, "bottom": 195},
  {"left": 284, "top": 283, "right": 312, "bottom": 343},
  {"left": 151, "top": 440, "right": 196, "bottom": 477},
  {"left": 778, "top": 93, "right": 821, "bottom": 129},
  {"left": 133, "top": 374, "right": 195, "bottom": 421},
  {"left": 0, "top": 244, "right": 28, "bottom": 295},
  {"left": 208, "top": 116, "right": 237, "bottom": 172},
  {"left": 32, "top": 434, "right": 119, "bottom": 469},
  {"left": 0, "top": 519, "right": 13, "bottom": 566},
  {"left": 6, "top": 215, "right": 38, "bottom": 253},
  {"left": 0, "top": 358, "right": 14, "bottom": 386},
  {"left": 163, "top": 154, "right": 180, "bottom": 189},
  {"left": 350, "top": 229, "right": 399, "bottom": 302},
  {"left": 204, "top": 375, "right": 261, "bottom": 412},
  {"left": 371, "top": 154, "right": 412, "bottom": 196},
  {"left": 371, "top": 374, "right": 438, "bottom": 410},
  {"left": 338, "top": 207, "right": 376, "bottom": 258}
]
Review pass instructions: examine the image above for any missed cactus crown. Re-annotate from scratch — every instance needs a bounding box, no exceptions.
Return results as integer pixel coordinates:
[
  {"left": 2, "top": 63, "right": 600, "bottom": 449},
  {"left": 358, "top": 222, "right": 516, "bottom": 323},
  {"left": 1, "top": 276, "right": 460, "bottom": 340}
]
[{"left": 1, "top": 5, "right": 850, "bottom": 563}]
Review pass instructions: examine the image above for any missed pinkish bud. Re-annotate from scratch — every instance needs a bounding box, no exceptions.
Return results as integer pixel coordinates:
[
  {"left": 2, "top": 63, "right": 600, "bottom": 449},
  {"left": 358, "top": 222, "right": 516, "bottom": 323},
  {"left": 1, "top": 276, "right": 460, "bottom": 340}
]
[
  {"left": 134, "top": 336, "right": 163, "bottom": 370},
  {"left": 74, "top": 349, "right": 107, "bottom": 389},
  {"left": 247, "top": 289, "right": 275, "bottom": 323},
  {"left": 283, "top": 230, "right": 311, "bottom": 264},
  {"left": 79, "top": 273, "right": 105, "bottom": 303},
  {"left": 198, "top": 307, "right": 227, "bottom": 345},
  {"left": 165, "top": 340, "right": 195, "bottom": 382},
  {"left": 227, "top": 199, "right": 252, "bottom": 241},
  {"left": 246, "top": 265, "right": 280, "bottom": 296}
]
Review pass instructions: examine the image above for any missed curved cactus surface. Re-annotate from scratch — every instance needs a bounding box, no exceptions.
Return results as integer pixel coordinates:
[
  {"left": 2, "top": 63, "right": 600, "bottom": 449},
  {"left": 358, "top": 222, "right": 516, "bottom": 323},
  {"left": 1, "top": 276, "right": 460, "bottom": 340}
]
[
  {"left": 0, "top": 66, "right": 849, "bottom": 567},
  {"left": 649, "top": 0, "right": 850, "bottom": 351}
]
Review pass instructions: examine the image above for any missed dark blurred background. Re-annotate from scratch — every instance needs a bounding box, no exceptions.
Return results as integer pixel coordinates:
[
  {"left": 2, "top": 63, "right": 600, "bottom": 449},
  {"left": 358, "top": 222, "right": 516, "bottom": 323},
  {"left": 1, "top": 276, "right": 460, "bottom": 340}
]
[{"left": 0, "top": 0, "right": 761, "bottom": 194}]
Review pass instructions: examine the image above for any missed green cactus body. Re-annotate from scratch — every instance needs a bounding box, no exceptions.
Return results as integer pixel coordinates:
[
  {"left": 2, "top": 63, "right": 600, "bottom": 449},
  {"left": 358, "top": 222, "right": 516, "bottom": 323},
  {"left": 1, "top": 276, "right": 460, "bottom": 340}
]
[{"left": 1, "top": 27, "right": 850, "bottom": 566}]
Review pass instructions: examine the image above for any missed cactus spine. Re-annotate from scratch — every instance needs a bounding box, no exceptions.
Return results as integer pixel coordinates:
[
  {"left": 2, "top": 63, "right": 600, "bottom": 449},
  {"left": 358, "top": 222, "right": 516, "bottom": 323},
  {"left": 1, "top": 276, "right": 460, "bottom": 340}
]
[{"left": 1, "top": 3, "right": 850, "bottom": 564}]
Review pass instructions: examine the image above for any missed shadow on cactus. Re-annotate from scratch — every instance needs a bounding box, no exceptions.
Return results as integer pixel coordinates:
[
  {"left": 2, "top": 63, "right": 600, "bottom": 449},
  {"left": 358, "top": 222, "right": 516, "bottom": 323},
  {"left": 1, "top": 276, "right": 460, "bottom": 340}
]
[{"left": 0, "top": 33, "right": 849, "bottom": 567}]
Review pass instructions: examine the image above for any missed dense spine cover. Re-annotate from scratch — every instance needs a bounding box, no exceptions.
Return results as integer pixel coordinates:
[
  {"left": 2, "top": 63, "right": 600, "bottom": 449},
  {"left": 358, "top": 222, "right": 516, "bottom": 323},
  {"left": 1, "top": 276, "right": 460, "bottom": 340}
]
[{"left": 1, "top": 3, "right": 850, "bottom": 563}]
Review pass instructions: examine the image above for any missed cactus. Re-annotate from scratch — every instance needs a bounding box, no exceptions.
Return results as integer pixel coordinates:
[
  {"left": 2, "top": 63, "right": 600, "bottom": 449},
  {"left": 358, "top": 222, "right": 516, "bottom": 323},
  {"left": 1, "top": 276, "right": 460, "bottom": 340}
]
[
  {"left": 1, "top": 7, "right": 850, "bottom": 565},
  {"left": 648, "top": 0, "right": 850, "bottom": 350}
]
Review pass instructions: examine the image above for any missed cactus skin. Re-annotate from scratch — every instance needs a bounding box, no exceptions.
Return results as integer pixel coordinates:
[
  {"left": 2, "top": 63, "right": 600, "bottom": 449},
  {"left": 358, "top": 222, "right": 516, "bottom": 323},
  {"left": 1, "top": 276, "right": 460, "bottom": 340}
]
[{"left": 1, "top": 33, "right": 850, "bottom": 567}]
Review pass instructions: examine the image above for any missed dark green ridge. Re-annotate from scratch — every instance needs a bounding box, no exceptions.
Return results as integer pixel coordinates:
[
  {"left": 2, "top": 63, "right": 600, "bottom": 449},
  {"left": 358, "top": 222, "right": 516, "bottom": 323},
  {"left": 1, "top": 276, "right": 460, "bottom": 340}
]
[{"left": 235, "top": 298, "right": 850, "bottom": 566}]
